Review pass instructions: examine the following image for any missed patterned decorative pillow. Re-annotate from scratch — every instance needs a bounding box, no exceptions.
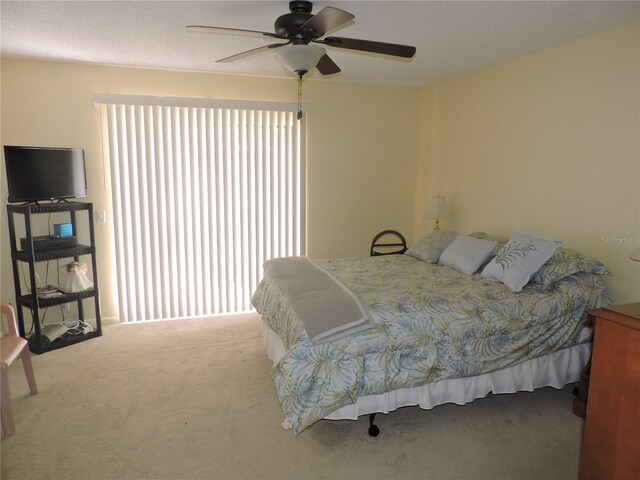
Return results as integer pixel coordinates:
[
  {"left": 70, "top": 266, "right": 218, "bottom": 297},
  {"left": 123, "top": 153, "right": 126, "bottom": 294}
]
[
  {"left": 531, "top": 247, "right": 612, "bottom": 289},
  {"left": 405, "top": 230, "right": 459, "bottom": 264},
  {"left": 438, "top": 234, "right": 497, "bottom": 275},
  {"left": 469, "top": 231, "right": 509, "bottom": 245},
  {"left": 481, "top": 231, "right": 562, "bottom": 292}
]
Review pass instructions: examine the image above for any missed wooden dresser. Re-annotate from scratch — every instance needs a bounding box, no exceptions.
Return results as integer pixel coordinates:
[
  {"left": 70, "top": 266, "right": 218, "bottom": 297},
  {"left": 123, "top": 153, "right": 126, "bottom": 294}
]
[{"left": 578, "top": 303, "right": 640, "bottom": 480}]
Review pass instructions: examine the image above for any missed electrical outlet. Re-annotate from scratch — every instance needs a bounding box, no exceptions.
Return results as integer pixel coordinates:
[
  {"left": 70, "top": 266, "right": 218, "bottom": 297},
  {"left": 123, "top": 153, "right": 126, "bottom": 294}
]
[{"left": 96, "top": 210, "right": 106, "bottom": 224}]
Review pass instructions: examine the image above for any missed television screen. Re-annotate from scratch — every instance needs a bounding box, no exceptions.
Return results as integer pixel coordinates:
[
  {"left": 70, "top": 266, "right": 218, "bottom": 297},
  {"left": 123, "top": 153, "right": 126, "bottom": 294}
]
[{"left": 4, "top": 146, "right": 87, "bottom": 203}]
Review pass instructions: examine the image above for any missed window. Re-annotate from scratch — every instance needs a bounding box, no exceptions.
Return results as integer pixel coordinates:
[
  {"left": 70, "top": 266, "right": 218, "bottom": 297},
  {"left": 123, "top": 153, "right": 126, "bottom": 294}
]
[{"left": 98, "top": 95, "right": 306, "bottom": 322}]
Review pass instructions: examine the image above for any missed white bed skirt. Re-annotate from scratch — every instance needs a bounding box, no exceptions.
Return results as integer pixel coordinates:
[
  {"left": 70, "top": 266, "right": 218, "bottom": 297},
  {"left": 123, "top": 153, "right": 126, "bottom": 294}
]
[{"left": 261, "top": 320, "right": 590, "bottom": 423}]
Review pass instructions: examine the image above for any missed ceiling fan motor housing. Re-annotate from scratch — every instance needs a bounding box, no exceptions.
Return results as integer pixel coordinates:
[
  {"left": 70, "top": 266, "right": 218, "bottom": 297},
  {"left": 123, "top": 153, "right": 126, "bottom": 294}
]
[{"left": 275, "top": 1, "right": 314, "bottom": 38}]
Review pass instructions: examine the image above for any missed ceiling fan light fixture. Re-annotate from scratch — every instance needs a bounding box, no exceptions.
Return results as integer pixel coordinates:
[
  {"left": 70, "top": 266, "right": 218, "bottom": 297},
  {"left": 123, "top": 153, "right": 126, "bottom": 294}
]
[{"left": 276, "top": 44, "right": 326, "bottom": 75}]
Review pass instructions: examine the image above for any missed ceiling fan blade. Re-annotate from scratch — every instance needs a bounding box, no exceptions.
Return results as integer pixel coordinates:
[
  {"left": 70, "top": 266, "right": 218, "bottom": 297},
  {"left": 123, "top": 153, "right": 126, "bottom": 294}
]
[
  {"left": 186, "top": 25, "right": 283, "bottom": 39},
  {"left": 299, "top": 7, "right": 354, "bottom": 37},
  {"left": 316, "top": 54, "right": 341, "bottom": 75},
  {"left": 323, "top": 36, "right": 416, "bottom": 58},
  {"left": 217, "top": 42, "right": 290, "bottom": 64}
]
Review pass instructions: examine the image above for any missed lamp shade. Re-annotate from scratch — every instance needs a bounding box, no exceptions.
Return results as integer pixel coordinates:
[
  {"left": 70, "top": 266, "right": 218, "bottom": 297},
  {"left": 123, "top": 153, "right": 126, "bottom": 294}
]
[
  {"left": 276, "top": 44, "right": 326, "bottom": 74},
  {"left": 424, "top": 195, "right": 450, "bottom": 220},
  {"left": 630, "top": 246, "right": 640, "bottom": 262}
]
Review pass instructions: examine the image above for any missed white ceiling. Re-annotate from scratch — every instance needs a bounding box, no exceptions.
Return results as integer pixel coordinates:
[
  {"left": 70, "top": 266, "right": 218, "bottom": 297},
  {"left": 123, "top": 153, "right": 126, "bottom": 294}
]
[{"left": 2, "top": 1, "right": 639, "bottom": 86}]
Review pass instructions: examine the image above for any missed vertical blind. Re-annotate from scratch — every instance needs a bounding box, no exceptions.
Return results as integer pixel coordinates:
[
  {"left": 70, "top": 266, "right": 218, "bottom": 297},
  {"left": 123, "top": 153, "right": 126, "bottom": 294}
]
[{"left": 99, "top": 98, "right": 305, "bottom": 322}]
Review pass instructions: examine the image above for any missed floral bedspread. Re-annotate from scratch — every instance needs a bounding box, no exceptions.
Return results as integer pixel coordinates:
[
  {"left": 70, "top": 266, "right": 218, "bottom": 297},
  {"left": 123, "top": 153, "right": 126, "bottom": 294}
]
[{"left": 251, "top": 254, "right": 609, "bottom": 435}]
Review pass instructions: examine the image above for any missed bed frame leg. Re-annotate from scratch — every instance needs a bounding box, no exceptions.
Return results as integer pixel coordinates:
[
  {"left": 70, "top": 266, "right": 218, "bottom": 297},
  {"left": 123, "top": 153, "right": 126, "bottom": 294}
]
[{"left": 368, "top": 413, "right": 380, "bottom": 437}]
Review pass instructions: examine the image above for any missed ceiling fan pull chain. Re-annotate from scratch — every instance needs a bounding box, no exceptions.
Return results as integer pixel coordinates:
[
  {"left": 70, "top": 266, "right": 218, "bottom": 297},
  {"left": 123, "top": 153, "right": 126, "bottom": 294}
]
[{"left": 297, "top": 73, "right": 303, "bottom": 120}]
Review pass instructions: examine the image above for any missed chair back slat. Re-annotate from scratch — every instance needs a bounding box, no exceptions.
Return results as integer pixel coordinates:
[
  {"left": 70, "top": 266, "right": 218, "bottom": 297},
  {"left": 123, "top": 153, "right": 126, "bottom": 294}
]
[{"left": 1, "top": 304, "right": 19, "bottom": 337}]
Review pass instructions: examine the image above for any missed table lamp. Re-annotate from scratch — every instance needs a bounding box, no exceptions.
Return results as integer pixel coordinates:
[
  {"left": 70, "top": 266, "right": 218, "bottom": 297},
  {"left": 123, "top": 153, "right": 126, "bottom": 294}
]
[{"left": 424, "top": 195, "right": 450, "bottom": 231}]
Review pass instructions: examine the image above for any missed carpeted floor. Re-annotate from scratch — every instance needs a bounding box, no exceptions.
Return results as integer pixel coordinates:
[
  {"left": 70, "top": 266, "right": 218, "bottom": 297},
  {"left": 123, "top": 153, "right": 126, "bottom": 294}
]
[{"left": 1, "top": 314, "right": 585, "bottom": 480}]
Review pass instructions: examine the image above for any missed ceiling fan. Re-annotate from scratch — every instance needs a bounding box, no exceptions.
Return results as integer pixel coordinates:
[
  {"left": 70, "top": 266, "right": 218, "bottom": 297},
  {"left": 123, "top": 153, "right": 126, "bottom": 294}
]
[{"left": 186, "top": 0, "right": 417, "bottom": 78}]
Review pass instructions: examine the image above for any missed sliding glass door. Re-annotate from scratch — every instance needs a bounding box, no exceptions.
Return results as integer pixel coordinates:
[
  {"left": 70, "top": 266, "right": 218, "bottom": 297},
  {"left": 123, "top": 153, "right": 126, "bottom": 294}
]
[{"left": 99, "top": 98, "right": 305, "bottom": 322}]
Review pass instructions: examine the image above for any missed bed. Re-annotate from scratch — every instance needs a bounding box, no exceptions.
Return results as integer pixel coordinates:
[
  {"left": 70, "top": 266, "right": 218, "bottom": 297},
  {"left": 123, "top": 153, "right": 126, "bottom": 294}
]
[{"left": 252, "top": 231, "right": 611, "bottom": 435}]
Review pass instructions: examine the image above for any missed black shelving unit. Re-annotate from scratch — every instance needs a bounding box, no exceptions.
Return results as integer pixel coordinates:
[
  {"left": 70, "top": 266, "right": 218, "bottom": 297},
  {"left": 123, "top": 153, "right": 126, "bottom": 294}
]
[{"left": 7, "top": 201, "right": 102, "bottom": 354}]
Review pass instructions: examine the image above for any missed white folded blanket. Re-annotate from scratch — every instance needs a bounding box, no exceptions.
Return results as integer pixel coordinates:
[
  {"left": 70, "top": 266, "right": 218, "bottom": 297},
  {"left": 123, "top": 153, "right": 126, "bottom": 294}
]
[{"left": 264, "top": 257, "right": 371, "bottom": 344}]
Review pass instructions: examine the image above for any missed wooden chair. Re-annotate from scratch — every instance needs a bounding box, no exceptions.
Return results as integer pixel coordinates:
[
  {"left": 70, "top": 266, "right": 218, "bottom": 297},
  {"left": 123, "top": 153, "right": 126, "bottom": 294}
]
[
  {"left": 370, "top": 230, "right": 407, "bottom": 256},
  {"left": 1, "top": 304, "right": 38, "bottom": 438}
]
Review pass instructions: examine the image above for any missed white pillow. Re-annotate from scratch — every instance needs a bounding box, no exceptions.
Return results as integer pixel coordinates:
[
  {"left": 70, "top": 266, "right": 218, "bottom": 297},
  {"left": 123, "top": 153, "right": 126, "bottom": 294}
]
[
  {"left": 438, "top": 234, "right": 497, "bottom": 275},
  {"left": 481, "top": 231, "right": 562, "bottom": 292}
]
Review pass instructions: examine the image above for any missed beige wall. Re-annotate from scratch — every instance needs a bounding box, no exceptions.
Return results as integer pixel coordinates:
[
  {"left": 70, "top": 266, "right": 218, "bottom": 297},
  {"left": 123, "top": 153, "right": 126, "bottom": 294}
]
[
  {"left": 0, "top": 60, "right": 420, "bottom": 320},
  {"left": 2, "top": 21, "right": 638, "bottom": 322},
  {"left": 416, "top": 22, "right": 640, "bottom": 303}
]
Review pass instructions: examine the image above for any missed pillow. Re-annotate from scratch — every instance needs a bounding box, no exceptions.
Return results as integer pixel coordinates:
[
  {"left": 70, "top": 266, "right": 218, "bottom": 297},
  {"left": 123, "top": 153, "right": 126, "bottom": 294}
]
[
  {"left": 405, "top": 230, "right": 458, "bottom": 264},
  {"left": 469, "top": 232, "right": 509, "bottom": 257},
  {"left": 469, "top": 232, "right": 509, "bottom": 246},
  {"left": 481, "top": 231, "right": 562, "bottom": 292},
  {"left": 438, "top": 234, "right": 497, "bottom": 275},
  {"left": 531, "top": 247, "right": 612, "bottom": 289}
]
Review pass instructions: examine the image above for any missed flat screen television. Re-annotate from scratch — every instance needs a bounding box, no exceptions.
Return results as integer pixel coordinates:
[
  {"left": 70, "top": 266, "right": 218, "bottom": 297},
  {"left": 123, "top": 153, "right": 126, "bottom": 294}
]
[{"left": 4, "top": 146, "right": 87, "bottom": 203}]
